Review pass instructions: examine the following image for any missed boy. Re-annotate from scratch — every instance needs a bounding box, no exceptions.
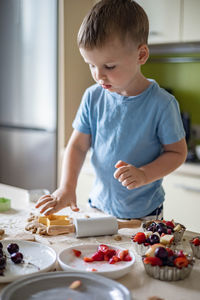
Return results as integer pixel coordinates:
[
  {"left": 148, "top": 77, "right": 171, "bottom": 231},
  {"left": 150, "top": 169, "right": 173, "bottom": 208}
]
[{"left": 36, "top": 0, "right": 187, "bottom": 219}]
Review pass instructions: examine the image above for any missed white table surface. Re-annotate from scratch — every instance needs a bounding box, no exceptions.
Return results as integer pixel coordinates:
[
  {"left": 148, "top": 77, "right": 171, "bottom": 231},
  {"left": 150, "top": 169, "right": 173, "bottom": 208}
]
[{"left": 0, "top": 183, "right": 200, "bottom": 300}]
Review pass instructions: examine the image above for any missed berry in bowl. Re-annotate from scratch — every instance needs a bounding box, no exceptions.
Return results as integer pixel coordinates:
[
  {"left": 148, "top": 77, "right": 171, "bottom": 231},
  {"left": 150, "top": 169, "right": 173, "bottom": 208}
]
[
  {"left": 189, "top": 236, "right": 200, "bottom": 259},
  {"left": 142, "top": 219, "right": 185, "bottom": 243},
  {"left": 131, "top": 231, "right": 174, "bottom": 256},
  {"left": 142, "top": 244, "right": 195, "bottom": 281}
]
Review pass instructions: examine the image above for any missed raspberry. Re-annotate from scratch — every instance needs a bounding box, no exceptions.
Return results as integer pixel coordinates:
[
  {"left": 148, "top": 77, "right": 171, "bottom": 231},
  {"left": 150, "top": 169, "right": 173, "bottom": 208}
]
[{"left": 91, "top": 251, "right": 104, "bottom": 261}]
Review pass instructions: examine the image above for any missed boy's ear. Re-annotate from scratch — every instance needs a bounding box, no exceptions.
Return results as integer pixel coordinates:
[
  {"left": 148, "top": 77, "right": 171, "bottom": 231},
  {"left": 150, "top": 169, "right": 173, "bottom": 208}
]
[{"left": 137, "top": 44, "right": 149, "bottom": 65}]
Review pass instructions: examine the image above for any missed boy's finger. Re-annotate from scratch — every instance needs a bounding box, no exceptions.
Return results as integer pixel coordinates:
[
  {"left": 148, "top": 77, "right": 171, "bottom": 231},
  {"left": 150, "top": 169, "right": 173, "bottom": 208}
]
[{"left": 115, "top": 160, "right": 128, "bottom": 168}]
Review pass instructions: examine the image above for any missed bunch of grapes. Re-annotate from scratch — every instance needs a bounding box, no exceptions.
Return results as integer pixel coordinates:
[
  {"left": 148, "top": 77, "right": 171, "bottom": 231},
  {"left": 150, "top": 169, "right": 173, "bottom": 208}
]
[{"left": 0, "top": 242, "right": 23, "bottom": 276}]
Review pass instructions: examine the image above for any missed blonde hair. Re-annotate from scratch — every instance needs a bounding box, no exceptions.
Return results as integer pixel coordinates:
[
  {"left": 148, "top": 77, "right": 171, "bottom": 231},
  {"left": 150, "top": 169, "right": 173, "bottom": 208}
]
[{"left": 78, "top": 0, "right": 149, "bottom": 49}]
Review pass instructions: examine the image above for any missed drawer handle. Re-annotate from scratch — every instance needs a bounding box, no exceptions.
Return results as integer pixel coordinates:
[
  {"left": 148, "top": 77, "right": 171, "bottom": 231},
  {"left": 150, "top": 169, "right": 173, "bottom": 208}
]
[{"left": 174, "top": 183, "right": 200, "bottom": 193}]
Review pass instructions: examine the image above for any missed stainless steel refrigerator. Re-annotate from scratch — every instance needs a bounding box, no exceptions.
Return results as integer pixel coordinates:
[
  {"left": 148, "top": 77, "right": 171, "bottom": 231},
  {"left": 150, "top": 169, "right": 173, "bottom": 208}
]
[{"left": 0, "top": 0, "right": 58, "bottom": 193}]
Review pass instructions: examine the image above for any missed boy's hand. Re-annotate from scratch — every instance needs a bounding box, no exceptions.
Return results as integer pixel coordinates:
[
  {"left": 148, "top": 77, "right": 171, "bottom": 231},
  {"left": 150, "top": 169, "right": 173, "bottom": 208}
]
[
  {"left": 35, "top": 187, "right": 79, "bottom": 215},
  {"left": 114, "top": 160, "right": 147, "bottom": 189}
]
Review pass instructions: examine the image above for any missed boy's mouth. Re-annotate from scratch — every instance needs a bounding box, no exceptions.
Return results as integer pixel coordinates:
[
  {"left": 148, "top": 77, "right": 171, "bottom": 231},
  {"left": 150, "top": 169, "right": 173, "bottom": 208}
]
[{"left": 101, "top": 84, "right": 112, "bottom": 89}]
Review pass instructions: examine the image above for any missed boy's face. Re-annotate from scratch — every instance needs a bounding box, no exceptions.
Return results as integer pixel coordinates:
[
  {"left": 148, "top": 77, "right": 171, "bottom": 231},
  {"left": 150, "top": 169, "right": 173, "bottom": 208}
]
[{"left": 80, "top": 37, "right": 149, "bottom": 96}]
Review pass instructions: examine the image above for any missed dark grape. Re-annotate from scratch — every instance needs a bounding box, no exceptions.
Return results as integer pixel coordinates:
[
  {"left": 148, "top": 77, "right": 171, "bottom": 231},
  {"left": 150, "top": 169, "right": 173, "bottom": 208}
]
[
  {"left": 149, "top": 234, "right": 160, "bottom": 245},
  {"left": 0, "top": 249, "right": 3, "bottom": 257},
  {"left": 7, "top": 243, "right": 19, "bottom": 254},
  {"left": 11, "top": 252, "right": 23, "bottom": 264},
  {"left": 166, "top": 256, "right": 175, "bottom": 266},
  {"left": 155, "top": 247, "right": 168, "bottom": 260},
  {"left": 0, "top": 242, "right": 3, "bottom": 249}
]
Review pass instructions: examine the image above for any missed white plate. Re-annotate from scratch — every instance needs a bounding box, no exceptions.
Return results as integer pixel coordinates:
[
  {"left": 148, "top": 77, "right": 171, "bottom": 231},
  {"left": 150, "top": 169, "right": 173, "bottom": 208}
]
[
  {"left": 1, "top": 271, "right": 131, "bottom": 300},
  {"left": 0, "top": 240, "right": 56, "bottom": 282},
  {"left": 58, "top": 243, "right": 135, "bottom": 279}
]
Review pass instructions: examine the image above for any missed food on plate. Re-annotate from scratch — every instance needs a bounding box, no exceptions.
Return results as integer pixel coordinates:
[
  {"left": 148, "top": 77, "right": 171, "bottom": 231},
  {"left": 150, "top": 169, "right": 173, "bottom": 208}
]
[
  {"left": 72, "top": 249, "right": 82, "bottom": 257},
  {"left": 82, "top": 244, "right": 132, "bottom": 264},
  {"left": 131, "top": 231, "right": 174, "bottom": 255},
  {"left": 142, "top": 219, "right": 185, "bottom": 243},
  {"left": 142, "top": 244, "right": 195, "bottom": 281},
  {"left": 69, "top": 280, "right": 82, "bottom": 289},
  {"left": 189, "top": 236, "right": 200, "bottom": 259}
]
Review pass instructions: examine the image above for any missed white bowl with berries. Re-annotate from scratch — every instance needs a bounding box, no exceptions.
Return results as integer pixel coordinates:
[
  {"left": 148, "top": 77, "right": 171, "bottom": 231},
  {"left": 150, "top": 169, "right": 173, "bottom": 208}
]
[
  {"left": 131, "top": 231, "right": 174, "bottom": 256},
  {"left": 142, "top": 219, "right": 186, "bottom": 243},
  {"left": 142, "top": 244, "right": 195, "bottom": 281},
  {"left": 190, "top": 236, "right": 200, "bottom": 259}
]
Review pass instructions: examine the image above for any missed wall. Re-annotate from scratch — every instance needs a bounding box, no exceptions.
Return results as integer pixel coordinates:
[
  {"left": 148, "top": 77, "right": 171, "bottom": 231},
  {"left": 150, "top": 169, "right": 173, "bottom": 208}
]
[
  {"left": 142, "top": 54, "right": 200, "bottom": 126},
  {"left": 57, "top": 0, "right": 94, "bottom": 184}
]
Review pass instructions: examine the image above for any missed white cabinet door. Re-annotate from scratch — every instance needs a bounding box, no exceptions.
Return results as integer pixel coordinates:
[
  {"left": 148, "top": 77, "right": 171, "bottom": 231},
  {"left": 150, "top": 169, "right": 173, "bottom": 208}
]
[
  {"left": 135, "top": 0, "right": 181, "bottom": 44},
  {"left": 182, "top": 0, "right": 200, "bottom": 42},
  {"left": 163, "top": 174, "right": 200, "bottom": 233}
]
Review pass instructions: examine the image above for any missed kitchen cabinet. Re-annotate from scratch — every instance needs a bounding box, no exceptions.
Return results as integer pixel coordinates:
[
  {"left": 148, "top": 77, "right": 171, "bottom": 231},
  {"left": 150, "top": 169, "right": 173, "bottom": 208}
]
[
  {"left": 135, "top": 0, "right": 181, "bottom": 44},
  {"left": 135, "top": 0, "right": 200, "bottom": 44},
  {"left": 182, "top": 0, "right": 200, "bottom": 42},
  {"left": 163, "top": 169, "right": 200, "bottom": 233}
]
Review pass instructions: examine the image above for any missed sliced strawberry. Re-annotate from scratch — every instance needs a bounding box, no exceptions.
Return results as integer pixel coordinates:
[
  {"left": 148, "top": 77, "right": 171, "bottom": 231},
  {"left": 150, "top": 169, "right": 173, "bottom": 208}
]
[
  {"left": 91, "top": 251, "right": 104, "bottom": 261},
  {"left": 109, "top": 255, "right": 121, "bottom": 264},
  {"left": 83, "top": 257, "right": 94, "bottom": 262},
  {"left": 91, "top": 268, "right": 97, "bottom": 271},
  {"left": 123, "top": 254, "right": 132, "bottom": 261},
  {"left": 72, "top": 249, "right": 82, "bottom": 257},
  {"left": 174, "top": 256, "right": 189, "bottom": 268},
  {"left": 143, "top": 256, "right": 162, "bottom": 266},
  {"left": 192, "top": 238, "right": 200, "bottom": 246},
  {"left": 97, "top": 244, "right": 109, "bottom": 254},
  {"left": 133, "top": 232, "right": 146, "bottom": 244},
  {"left": 177, "top": 250, "right": 186, "bottom": 258},
  {"left": 104, "top": 249, "right": 116, "bottom": 261},
  {"left": 116, "top": 249, "right": 129, "bottom": 260}
]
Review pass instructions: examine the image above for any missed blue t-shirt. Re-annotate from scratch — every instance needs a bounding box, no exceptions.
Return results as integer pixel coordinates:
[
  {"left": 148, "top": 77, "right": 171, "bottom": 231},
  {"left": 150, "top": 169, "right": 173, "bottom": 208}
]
[{"left": 72, "top": 80, "right": 185, "bottom": 218}]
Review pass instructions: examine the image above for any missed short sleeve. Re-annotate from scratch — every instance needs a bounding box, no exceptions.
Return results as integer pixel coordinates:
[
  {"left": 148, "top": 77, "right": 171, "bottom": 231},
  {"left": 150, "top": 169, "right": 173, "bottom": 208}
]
[
  {"left": 157, "top": 97, "right": 185, "bottom": 145},
  {"left": 72, "top": 88, "right": 91, "bottom": 134}
]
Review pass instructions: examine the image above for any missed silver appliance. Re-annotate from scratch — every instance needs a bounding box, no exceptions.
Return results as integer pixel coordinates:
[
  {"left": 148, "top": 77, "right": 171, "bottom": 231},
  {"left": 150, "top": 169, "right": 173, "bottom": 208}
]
[{"left": 0, "top": 0, "right": 58, "bottom": 192}]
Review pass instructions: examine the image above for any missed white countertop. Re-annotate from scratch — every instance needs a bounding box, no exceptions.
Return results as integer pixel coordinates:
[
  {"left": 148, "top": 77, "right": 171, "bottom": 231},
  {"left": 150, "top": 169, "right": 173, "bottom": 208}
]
[
  {"left": 175, "top": 162, "right": 200, "bottom": 178},
  {"left": 0, "top": 183, "right": 200, "bottom": 300}
]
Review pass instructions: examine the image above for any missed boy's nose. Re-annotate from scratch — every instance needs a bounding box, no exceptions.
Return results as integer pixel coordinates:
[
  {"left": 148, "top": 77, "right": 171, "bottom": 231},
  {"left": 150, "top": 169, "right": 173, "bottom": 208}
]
[{"left": 95, "top": 69, "right": 106, "bottom": 82}]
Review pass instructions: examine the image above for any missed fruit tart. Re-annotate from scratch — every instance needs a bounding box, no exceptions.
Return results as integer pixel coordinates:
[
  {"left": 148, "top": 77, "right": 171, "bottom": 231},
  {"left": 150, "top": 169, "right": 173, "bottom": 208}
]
[
  {"left": 189, "top": 236, "right": 200, "bottom": 259},
  {"left": 142, "top": 219, "right": 185, "bottom": 243},
  {"left": 142, "top": 244, "right": 195, "bottom": 281},
  {"left": 132, "top": 231, "right": 174, "bottom": 256}
]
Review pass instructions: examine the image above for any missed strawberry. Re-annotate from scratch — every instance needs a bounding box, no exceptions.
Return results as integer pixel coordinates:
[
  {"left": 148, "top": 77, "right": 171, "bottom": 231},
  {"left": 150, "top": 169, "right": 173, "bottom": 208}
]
[
  {"left": 91, "top": 268, "right": 97, "bottom": 272},
  {"left": 192, "top": 238, "right": 200, "bottom": 246},
  {"left": 143, "top": 256, "right": 162, "bottom": 266},
  {"left": 123, "top": 254, "right": 132, "bottom": 261},
  {"left": 91, "top": 251, "right": 104, "bottom": 261},
  {"left": 109, "top": 255, "right": 121, "bottom": 264},
  {"left": 72, "top": 249, "right": 82, "bottom": 257},
  {"left": 104, "top": 249, "right": 116, "bottom": 261},
  {"left": 133, "top": 232, "right": 146, "bottom": 244},
  {"left": 165, "top": 221, "right": 175, "bottom": 228},
  {"left": 116, "top": 249, "right": 129, "bottom": 260},
  {"left": 83, "top": 257, "right": 94, "bottom": 262},
  {"left": 177, "top": 250, "right": 186, "bottom": 258},
  {"left": 98, "top": 244, "right": 109, "bottom": 254},
  {"left": 174, "top": 256, "right": 189, "bottom": 268}
]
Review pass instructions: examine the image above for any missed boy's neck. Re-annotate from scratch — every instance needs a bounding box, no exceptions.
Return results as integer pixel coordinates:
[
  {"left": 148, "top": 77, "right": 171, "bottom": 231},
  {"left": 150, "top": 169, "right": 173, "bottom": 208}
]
[{"left": 117, "top": 74, "right": 151, "bottom": 97}]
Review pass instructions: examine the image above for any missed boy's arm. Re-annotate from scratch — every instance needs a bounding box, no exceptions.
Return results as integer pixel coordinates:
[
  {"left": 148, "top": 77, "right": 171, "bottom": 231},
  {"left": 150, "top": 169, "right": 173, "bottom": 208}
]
[
  {"left": 114, "top": 138, "right": 187, "bottom": 189},
  {"left": 59, "top": 129, "right": 91, "bottom": 191},
  {"left": 36, "top": 129, "right": 91, "bottom": 214}
]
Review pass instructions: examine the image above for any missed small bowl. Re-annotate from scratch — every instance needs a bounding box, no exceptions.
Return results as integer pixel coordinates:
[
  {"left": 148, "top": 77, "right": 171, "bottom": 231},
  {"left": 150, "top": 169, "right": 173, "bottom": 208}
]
[
  {"left": 189, "top": 236, "right": 200, "bottom": 259},
  {"left": 142, "top": 257, "right": 195, "bottom": 281},
  {"left": 142, "top": 220, "right": 186, "bottom": 243}
]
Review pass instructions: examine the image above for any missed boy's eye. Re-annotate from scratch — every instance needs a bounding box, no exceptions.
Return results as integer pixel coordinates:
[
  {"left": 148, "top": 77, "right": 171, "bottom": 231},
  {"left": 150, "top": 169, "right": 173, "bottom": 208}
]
[{"left": 105, "top": 65, "right": 116, "bottom": 70}]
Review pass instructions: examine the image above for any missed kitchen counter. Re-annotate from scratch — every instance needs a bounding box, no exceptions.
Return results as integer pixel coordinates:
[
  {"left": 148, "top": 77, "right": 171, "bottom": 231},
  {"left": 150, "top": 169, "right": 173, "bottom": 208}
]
[{"left": 0, "top": 183, "right": 200, "bottom": 300}]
